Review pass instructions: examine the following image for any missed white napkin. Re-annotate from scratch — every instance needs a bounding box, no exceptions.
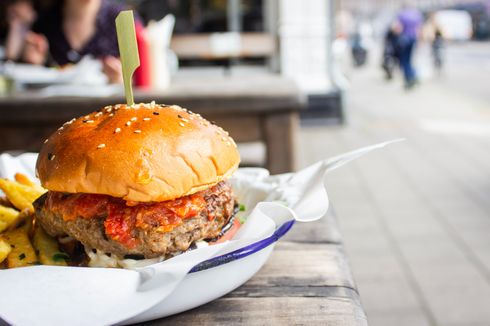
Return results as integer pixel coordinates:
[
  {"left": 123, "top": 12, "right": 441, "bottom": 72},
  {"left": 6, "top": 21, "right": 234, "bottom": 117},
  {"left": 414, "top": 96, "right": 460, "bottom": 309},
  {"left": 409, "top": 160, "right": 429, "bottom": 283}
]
[{"left": 0, "top": 139, "right": 402, "bottom": 325}]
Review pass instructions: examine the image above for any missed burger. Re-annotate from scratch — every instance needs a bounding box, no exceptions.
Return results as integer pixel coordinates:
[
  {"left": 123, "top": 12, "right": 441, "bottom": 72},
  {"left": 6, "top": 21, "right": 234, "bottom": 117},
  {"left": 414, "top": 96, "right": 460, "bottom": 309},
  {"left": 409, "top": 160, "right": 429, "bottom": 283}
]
[{"left": 33, "top": 103, "right": 241, "bottom": 264}]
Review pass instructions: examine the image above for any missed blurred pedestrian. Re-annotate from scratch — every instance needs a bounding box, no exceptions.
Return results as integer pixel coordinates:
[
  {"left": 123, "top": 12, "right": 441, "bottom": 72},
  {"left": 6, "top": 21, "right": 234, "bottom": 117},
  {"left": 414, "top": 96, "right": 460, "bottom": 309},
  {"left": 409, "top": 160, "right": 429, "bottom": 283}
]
[
  {"left": 382, "top": 21, "right": 401, "bottom": 80},
  {"left": 351, "top": 30, "right": 367, "bottom": 67},
  {"left": 397, "top": 5, "right": 423, "bottom": 89},
  {"left": 23, "top": 0, "right": 149, "bottom": 84},
  {"left": 432, "top": 28, "right": 443, "bottom": 73}
]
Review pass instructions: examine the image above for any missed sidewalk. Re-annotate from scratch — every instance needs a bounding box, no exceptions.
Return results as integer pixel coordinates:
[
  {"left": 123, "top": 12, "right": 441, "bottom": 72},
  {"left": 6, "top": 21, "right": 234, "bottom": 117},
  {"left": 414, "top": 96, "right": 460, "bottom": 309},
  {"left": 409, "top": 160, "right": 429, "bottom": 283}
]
[{"left": 297, "top": 43, "right": 490, "bottom": 326}]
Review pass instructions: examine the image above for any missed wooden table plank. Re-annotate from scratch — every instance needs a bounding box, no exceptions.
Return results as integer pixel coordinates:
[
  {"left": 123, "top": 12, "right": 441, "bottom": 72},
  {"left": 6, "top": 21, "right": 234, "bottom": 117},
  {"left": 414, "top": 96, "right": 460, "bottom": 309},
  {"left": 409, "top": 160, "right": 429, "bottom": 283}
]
[
  {"left": 147, "top": 243, "right": 366, "bottom": 325},
  {"left": 150, "top": 297, "right": 367, "bottom": 326},
  {"left": 245, "top": 242, "right": 355, "bottom": 289},
  {"left": 146, "top": 210, "right": 367, "bottom": 325}
]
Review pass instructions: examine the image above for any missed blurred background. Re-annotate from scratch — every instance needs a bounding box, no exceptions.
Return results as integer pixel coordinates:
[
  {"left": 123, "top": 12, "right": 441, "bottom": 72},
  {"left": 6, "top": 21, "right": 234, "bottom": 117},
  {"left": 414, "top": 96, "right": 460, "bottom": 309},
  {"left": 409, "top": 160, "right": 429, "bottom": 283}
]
[{"left": 2, "top": 0, "right": 490, "bottom": 325}]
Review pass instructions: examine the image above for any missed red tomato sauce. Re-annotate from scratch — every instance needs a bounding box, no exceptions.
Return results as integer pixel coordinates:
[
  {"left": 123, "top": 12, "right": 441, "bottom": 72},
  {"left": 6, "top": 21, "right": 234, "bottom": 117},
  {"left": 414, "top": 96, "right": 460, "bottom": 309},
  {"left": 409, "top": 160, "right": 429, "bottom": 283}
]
[{"left": 45, "top": 191, "right": 208, "bottom": 248}]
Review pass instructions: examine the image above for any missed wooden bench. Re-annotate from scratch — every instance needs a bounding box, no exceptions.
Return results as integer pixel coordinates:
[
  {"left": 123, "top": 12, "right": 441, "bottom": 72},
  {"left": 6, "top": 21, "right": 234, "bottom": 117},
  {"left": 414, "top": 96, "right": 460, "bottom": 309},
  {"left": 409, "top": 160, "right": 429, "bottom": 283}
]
[
  {"left": 0, "top": 73, "right": 304, "bottom": 174},
  {"left": 171, "top": 33, "right": 276, "bottom": 60}
]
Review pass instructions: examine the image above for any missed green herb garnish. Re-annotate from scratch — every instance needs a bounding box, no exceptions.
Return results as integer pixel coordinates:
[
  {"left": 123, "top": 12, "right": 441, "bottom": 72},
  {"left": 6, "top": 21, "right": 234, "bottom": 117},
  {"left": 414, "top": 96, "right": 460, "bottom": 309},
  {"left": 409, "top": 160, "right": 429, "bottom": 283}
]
[
  {"left": 52, "top": 252, "right": 70, "bottom": 262},
  {"left": 239, "top": 204, "right": 246, "bottom": 212},
  {"left": 18, "top": 253, "right": 26, "bottom": 260}
]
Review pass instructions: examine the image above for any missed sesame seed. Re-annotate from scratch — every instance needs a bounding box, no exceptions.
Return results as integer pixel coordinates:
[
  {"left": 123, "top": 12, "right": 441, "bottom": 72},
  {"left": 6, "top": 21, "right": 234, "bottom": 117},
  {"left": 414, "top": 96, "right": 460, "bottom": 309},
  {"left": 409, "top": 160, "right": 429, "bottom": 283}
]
[
  {"left": 226, "top": 141, "right": 231, "bottom": 146},
  {"left": 134, "top": 130, "right": 142, "bottom": 134},
  {"left": 143, "top": 117, "right": 151, "bottom": 121},
  {"left": 153, "top": 111, "right": 159, "bottom": 115},
  {"left": 104, "top": 105, "right": 112, "bottom": 110},
  {"left": 178, "top": 114, "right": 183, "bottom": 119},
  {"left": 83, "top": 120, "right": 94, "bottom": 124},
  {"left": 126, "top": 121, "right": 131, "bottom": 126},
  {"left": 115, "top": 104, "right": 121, "bottom": 109},
  {"left": 44, "top": 139, "right": 48, "bottom": 143},
  {"left": 130, "top": 117, "right": 137, "bottom": 122},
  {"left": 221, "top": 136, "right": 227, "bottom": 141},
  {"left": 181, "top": 118, "right": 189, "bottom": 123},
  {"left": 48, "top": 153, "right": 55, "bottom": 160},
  {"left": 97, "top": 144, "right": 106, "bottom": 149},
  {"left": 109, "top": 113, "right": 114, "bottom": 117},
  {"left": 179, "top": 122, "right": 185, "bottom": 127},
  {"left": 114, "top": 128, "right": 121, "bottom": 133},
  {"left": 84, "top": 115, "right": 90, "bottom": 119},
  {"left": 106, "top": 107, "right": 112, "bottom": 113},
  {"left": 58, "top": 126, "right": 64, "bottom": 131},
  {"left": 95, "top": 112, "right": 103, "bottom": 117},
  {"left": 150, "top": 100, "right": 156, "bottom": 107}
]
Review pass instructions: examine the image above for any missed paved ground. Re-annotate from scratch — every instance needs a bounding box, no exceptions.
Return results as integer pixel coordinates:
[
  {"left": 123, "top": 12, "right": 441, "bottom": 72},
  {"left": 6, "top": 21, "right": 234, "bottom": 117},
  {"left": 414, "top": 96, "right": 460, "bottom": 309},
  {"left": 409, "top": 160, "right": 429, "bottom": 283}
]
[{"left": 297, "top": 42, "right": 490, "bottom": 326}]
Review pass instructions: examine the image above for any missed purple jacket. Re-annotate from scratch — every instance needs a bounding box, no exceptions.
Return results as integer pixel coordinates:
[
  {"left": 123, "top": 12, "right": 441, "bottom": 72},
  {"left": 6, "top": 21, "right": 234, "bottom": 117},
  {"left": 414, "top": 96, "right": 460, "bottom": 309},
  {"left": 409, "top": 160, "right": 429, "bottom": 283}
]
[{"left": 397, "top": 8, "right": 423, "bottom": 40}]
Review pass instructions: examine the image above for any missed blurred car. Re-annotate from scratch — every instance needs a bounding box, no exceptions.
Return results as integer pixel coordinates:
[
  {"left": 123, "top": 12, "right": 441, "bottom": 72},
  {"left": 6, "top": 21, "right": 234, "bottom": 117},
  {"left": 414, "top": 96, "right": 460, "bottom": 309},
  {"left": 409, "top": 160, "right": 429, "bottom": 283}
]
[{"left": 434, "top": 10, "right": 473, "bottom": 41}]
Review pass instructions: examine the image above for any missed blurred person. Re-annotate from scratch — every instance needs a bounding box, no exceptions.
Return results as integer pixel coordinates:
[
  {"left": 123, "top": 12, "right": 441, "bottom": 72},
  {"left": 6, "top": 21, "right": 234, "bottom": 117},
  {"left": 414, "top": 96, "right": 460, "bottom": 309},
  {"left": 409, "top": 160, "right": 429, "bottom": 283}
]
[
  {"left": 397, "top": 5, "right": 423, "bottom": 89},
  {"left": 382, "top": 21, "right": 401, "bottom": 80},
  {"left": 432, "top": 28, "right": 443, "bottom": 73},
  {"left": 23, "top": 0, "right": 149, "bottom": 84},
  {"left": 350, "top": 20, "right": 371, "bottom": 68},
  {"left": 2, "top": 0, "right": 36, "bottom": 61},
  {"left": 350, "top": 30, "right": 367, "bottom": 67}
]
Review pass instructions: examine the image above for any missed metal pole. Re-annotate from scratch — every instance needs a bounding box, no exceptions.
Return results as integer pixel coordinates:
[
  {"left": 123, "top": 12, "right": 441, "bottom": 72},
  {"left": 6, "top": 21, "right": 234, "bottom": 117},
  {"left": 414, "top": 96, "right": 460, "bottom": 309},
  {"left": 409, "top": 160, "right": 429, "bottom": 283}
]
[{"left": 227, "top": 0, "right": 241, "bottom": 32}]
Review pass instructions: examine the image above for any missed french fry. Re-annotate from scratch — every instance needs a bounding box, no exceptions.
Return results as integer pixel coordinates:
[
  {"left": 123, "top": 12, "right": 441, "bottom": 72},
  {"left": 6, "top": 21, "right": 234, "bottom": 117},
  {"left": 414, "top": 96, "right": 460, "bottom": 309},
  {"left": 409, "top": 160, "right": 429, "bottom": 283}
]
[
  {"left": 0, "top": 205, "right": 19, "bottom": 233},
  {"left": 3, "top": 222, "right": 38, "bottom": 268},
  {"left": 14, "top": 173, "right": 36, "bottom": 187},
  {"left": 0, "top": 178, "right": 46, "bottom": 212},
  {"left": 33, "top": 226, "right": 68, "bottom": 266},
  {"left": 15, "top": 173, "right": 46, "bottom": 195},
  {"left": 0, "top": 237, "right": 11, "bottom": 264}
]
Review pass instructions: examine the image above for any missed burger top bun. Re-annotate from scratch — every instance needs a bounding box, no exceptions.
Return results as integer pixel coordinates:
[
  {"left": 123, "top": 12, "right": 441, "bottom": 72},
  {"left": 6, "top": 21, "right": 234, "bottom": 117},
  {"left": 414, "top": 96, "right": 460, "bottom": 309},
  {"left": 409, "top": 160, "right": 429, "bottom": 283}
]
[{"left": 36, "top": 103, "right": 240, "bottom": 202}]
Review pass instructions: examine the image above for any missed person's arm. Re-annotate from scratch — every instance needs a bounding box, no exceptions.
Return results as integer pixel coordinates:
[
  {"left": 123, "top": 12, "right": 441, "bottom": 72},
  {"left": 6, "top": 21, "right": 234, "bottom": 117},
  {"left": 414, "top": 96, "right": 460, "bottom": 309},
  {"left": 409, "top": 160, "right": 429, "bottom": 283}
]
[
  {"left": 5, "top": 1, "right": 36, "bottom": 61},
  {"left": 5, "top": 20, "right": 27, "bottom": 60},
  {"left": 101, "top": 55, "right": 122, "bottom": 84},
  {"left": 21, "top": 31, "right": 48, "bottom": 65}
]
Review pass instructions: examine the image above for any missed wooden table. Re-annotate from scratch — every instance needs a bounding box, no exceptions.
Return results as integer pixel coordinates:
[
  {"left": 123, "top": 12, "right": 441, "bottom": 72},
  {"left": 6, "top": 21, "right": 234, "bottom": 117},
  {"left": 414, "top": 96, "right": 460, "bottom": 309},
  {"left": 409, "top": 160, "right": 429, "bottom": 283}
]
[
  {"left": 0, "top": 73, "right": 305, "bottom": 174},
  {"left": 148, "top": 209, "right": 368, "bottom": 325}
]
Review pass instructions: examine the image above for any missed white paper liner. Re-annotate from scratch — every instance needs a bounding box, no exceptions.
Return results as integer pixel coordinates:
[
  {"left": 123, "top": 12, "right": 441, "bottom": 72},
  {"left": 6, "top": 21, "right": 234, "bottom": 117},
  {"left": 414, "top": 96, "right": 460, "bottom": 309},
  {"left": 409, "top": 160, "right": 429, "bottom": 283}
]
[{"left": 0, "top": 139, "right": 402, "bottom": 325}]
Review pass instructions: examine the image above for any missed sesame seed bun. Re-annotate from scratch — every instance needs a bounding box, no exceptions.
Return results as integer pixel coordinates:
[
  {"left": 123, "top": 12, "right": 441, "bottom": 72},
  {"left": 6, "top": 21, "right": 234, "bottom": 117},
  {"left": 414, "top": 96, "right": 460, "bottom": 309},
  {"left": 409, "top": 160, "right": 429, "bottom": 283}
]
[{"left": 36, "top": 103, "right": 240, "bottom": 202}]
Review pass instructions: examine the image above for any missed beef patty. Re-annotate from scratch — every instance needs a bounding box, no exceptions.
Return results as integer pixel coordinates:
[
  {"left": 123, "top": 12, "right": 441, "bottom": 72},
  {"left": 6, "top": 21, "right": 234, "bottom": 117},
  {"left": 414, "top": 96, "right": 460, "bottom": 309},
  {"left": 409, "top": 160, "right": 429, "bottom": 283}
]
[{"left": 34, "top": 181, "right": 236, "bottom": 258}]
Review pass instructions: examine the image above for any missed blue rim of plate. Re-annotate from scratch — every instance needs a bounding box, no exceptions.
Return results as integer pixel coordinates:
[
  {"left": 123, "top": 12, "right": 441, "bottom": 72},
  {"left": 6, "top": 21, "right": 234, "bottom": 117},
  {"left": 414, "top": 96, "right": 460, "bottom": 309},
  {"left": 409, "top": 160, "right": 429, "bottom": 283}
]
[{"left": 189, "top": 219, "right": 295, "bottom": 273}]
